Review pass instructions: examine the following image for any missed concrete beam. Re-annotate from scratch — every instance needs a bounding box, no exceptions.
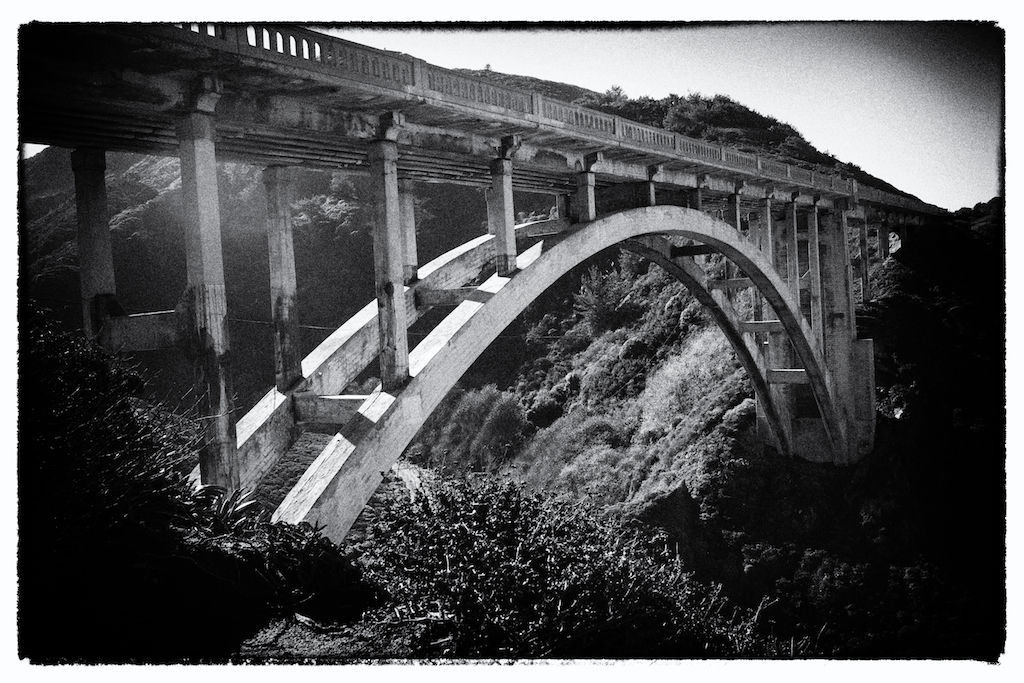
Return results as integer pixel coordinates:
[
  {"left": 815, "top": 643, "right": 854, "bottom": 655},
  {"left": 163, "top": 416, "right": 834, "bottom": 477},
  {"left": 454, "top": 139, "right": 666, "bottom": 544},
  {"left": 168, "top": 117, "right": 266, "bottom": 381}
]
[
  {"left": 739, "top": 319, "right": 785, "bottom": 334},
  {"left": 708, "top": 277, "right": 754, "bottom": 291},
  {"left": 767, "top": 368, "right": 809, "bottom": 384},
  {"left": 293, "top": 393, "right": 370, "bottom": 425},
  {"left": 97, "top": 310, "right": 180, "bottom": 351},
  {"left": 670, "top": 244, "right": 718, "bottom": 257},
  {"left": 416, "top": 287, "right": 495, "bottom": 307}
]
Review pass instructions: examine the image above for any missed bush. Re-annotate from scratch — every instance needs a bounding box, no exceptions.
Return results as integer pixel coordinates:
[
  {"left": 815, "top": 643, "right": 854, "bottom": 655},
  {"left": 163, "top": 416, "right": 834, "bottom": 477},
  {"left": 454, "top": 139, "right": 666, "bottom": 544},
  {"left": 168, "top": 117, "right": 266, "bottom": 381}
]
[
  {"left": 360, "top": 478, "right": 781, "bottom": 658},
  {"left": 18, "top": 310, "right": 378, "bottom": 663}
]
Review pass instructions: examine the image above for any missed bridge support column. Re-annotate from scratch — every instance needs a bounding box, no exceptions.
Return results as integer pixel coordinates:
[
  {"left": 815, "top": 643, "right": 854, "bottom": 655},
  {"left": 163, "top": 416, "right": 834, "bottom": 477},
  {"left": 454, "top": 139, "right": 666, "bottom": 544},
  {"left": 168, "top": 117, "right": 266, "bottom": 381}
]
[
  {"left": 263, "top": 165, "right": 302, "bottom": 392},
  {"left": 177, "top": 107, "right": 239, "bottom": 490},
  {"left": 487, "top": 137, "right": 520, "bottom": 277},
  {"left": 724, "top": 193, "right": 742, "bottom": 283},
  {"left": 573, "top": 171, "right": 596, "bottom": 222},
  {"left": 70, "top": 147, "right": 118, "bottom": 338},
  {"left": 820, "top": 209, "right": 874, "bottom": 460},
  {"left": 686, "top": 187, "right": 703, "bottom": 211},
  {"left": 785, "top": 201, "right": 800, "bottom": 302},
  {"left": 879, "top": 217, "right": 891, "bottom": 259},
  {"left": 399, "top": 179, "right": 419, "bottom": 283},
  {"left": 807, "top": 203, "right": 824, "bottom": 352},
  {"left": 858, "top": 217, "right": 871, "bottom": 303},
  {"left": 553, "top": 194, "right": 572, "bottom": 220},
  {"left": 572, "top": 152, "right": 600, "bottom": 223},
  {"left": 369, "top": 139, "right": 410, "bottom": 391}
]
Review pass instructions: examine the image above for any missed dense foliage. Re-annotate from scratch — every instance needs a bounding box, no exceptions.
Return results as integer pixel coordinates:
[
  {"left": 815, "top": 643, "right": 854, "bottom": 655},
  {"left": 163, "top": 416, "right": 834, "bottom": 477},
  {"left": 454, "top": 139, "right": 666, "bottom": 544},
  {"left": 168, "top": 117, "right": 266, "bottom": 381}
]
[
  {"left": 359, "top": 478, "right": 781, "bottom": 658},
  {"left": 18, "top": 310, "right": 379, "bottom": 663}
]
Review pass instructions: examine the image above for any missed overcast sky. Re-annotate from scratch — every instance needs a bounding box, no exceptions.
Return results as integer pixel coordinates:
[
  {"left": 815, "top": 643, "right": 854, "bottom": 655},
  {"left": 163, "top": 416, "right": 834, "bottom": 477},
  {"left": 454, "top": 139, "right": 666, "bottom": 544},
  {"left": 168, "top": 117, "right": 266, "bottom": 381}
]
[{"left": 325, "top": 22, "right": 1003, "bottom": 212}]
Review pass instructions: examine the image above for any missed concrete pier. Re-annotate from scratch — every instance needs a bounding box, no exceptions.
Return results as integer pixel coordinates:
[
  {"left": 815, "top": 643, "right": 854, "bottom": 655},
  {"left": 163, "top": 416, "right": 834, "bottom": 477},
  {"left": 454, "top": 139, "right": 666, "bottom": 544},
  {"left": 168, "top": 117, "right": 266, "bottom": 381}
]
[{"left": 177, "top": 106, "right": 239, "bottom": 490}]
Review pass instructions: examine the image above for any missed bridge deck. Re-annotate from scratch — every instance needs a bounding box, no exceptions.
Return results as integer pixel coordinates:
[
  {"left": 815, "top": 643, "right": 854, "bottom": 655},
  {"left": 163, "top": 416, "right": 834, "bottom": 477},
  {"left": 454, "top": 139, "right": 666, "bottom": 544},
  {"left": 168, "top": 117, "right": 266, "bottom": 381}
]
[{"left": 20, "top": 23, "right": 943, "bottom": 216}]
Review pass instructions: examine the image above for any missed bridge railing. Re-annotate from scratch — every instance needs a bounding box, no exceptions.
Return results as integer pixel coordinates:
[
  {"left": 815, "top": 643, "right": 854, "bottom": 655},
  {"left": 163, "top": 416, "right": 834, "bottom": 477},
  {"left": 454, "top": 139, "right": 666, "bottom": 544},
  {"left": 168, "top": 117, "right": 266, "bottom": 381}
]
[{"left": 157, "top": 23, "right": 942, "bottom": 215}]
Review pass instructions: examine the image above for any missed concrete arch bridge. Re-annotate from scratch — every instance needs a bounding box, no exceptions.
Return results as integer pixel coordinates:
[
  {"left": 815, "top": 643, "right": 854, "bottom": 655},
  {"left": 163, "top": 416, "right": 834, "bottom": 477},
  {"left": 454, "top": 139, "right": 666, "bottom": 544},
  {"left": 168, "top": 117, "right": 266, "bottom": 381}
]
[{"left": 19, "top": 23, "right": 944, "bottom": 541}]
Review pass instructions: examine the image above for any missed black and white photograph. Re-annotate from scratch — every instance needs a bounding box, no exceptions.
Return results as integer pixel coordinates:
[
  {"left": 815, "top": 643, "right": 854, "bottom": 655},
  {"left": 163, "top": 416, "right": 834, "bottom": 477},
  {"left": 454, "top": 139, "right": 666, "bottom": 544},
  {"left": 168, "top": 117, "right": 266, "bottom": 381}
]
[{"left": 10, "top": 8, "right": 1011, "bottom": 670}]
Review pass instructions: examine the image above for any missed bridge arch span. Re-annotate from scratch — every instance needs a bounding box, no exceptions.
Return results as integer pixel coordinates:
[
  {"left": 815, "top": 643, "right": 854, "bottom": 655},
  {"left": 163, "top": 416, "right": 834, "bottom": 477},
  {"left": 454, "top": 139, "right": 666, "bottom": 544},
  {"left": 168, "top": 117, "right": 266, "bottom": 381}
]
[{"left": 273, "top": 205, "right": 846, "bottom": 542}]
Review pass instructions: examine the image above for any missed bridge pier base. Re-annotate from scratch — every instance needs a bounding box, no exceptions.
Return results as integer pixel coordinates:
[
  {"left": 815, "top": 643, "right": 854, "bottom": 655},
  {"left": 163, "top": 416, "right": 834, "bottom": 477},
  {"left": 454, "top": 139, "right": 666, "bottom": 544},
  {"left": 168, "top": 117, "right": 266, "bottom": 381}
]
[
  {"left": 70, "top": 147, "right": 120, "bottom": 339},
  {"left": 264, "top": 165, "right": 303, "bottom": 392},
  {"left": 177, "top": 108, "right": 239, "bottom": 490}
]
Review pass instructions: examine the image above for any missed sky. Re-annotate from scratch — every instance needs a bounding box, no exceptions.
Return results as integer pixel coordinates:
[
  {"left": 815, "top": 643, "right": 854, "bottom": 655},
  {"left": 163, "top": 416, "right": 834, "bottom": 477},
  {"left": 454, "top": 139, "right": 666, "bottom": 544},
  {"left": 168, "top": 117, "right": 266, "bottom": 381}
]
[{"left": 323, "top": 22, "right": 1004, "bottom": 212}]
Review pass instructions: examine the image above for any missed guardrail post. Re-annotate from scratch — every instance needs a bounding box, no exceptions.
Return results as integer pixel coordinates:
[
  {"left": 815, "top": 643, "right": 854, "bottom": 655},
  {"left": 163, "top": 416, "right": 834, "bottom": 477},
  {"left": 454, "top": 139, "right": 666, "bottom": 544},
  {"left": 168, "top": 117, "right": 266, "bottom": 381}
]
[
  {"left": 531, "top": 92, "right": 543, "bottom": 117},
  {"left": 263, "top": 165, "right": 303, "bottom": 392},
  {"left": 176, "top": 90, "right": 239, "bottom": 491},
  {"left": 412, "top": 58, "right": 428, "bottom": 91},
  {"left": 71, "top": 147, "right": 118, "bottom": 339}
]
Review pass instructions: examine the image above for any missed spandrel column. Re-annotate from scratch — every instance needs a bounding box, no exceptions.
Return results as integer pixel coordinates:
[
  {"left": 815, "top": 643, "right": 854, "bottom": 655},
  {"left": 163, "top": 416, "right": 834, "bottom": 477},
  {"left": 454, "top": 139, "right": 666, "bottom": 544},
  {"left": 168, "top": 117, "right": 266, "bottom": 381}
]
[
  {"left": 368, "top": 139, "right": 409, "bottom": 391},
  {"left": 263, "top": 165, "right": 302, "bottom": 392},
  {"left": 399, "top": 178, "right": 419, "bottom": 284}
]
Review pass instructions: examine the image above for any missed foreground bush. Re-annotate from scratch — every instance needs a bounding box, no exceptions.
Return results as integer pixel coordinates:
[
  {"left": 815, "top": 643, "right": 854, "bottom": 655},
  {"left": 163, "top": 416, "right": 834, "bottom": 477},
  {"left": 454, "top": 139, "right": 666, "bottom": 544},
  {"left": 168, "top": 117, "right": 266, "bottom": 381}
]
[
  {"left": 360, "top": 478, "right": 782, "bottom": 658},
  {"left": 18, "top": 310, "right": 378, "bottom": 663}
]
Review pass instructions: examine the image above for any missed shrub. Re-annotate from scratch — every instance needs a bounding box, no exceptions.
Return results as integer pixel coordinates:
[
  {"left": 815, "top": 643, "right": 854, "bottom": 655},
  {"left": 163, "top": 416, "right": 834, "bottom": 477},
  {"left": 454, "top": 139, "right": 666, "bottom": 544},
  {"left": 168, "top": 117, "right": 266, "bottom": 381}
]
[
  {"left": 18, "top": 310, "right": 378, "bottom": 663},
  {"left": 360, "top": 478, "right": 778, "bottom": 657}
]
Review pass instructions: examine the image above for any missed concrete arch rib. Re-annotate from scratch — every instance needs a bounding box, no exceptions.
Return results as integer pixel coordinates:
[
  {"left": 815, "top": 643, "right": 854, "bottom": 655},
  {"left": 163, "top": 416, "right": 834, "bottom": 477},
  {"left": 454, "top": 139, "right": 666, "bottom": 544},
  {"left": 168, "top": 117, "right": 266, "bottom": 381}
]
[{"left": 274, "top": 205, "right": 846, "bottom": 542}]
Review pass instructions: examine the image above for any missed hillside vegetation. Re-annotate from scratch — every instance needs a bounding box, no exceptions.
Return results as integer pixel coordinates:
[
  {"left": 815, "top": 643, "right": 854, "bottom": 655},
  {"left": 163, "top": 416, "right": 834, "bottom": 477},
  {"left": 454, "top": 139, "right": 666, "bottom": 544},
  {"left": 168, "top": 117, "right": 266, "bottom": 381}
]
[{"left": 19, "top": 68, "right": 1004, "bottom": 661}]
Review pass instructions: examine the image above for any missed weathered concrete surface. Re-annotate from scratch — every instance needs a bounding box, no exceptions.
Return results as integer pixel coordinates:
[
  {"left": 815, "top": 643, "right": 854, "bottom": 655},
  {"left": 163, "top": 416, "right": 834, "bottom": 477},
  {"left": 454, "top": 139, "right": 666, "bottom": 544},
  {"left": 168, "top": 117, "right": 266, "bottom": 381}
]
[
  {"left": 369, "top": 139, "right": 409, "bottom": 391},
  {"left": 264, "top": 166, "right": 302, "bottom": 392},
  {"left": 178, "top": 108, "right": 239, "bottom": 490}
]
